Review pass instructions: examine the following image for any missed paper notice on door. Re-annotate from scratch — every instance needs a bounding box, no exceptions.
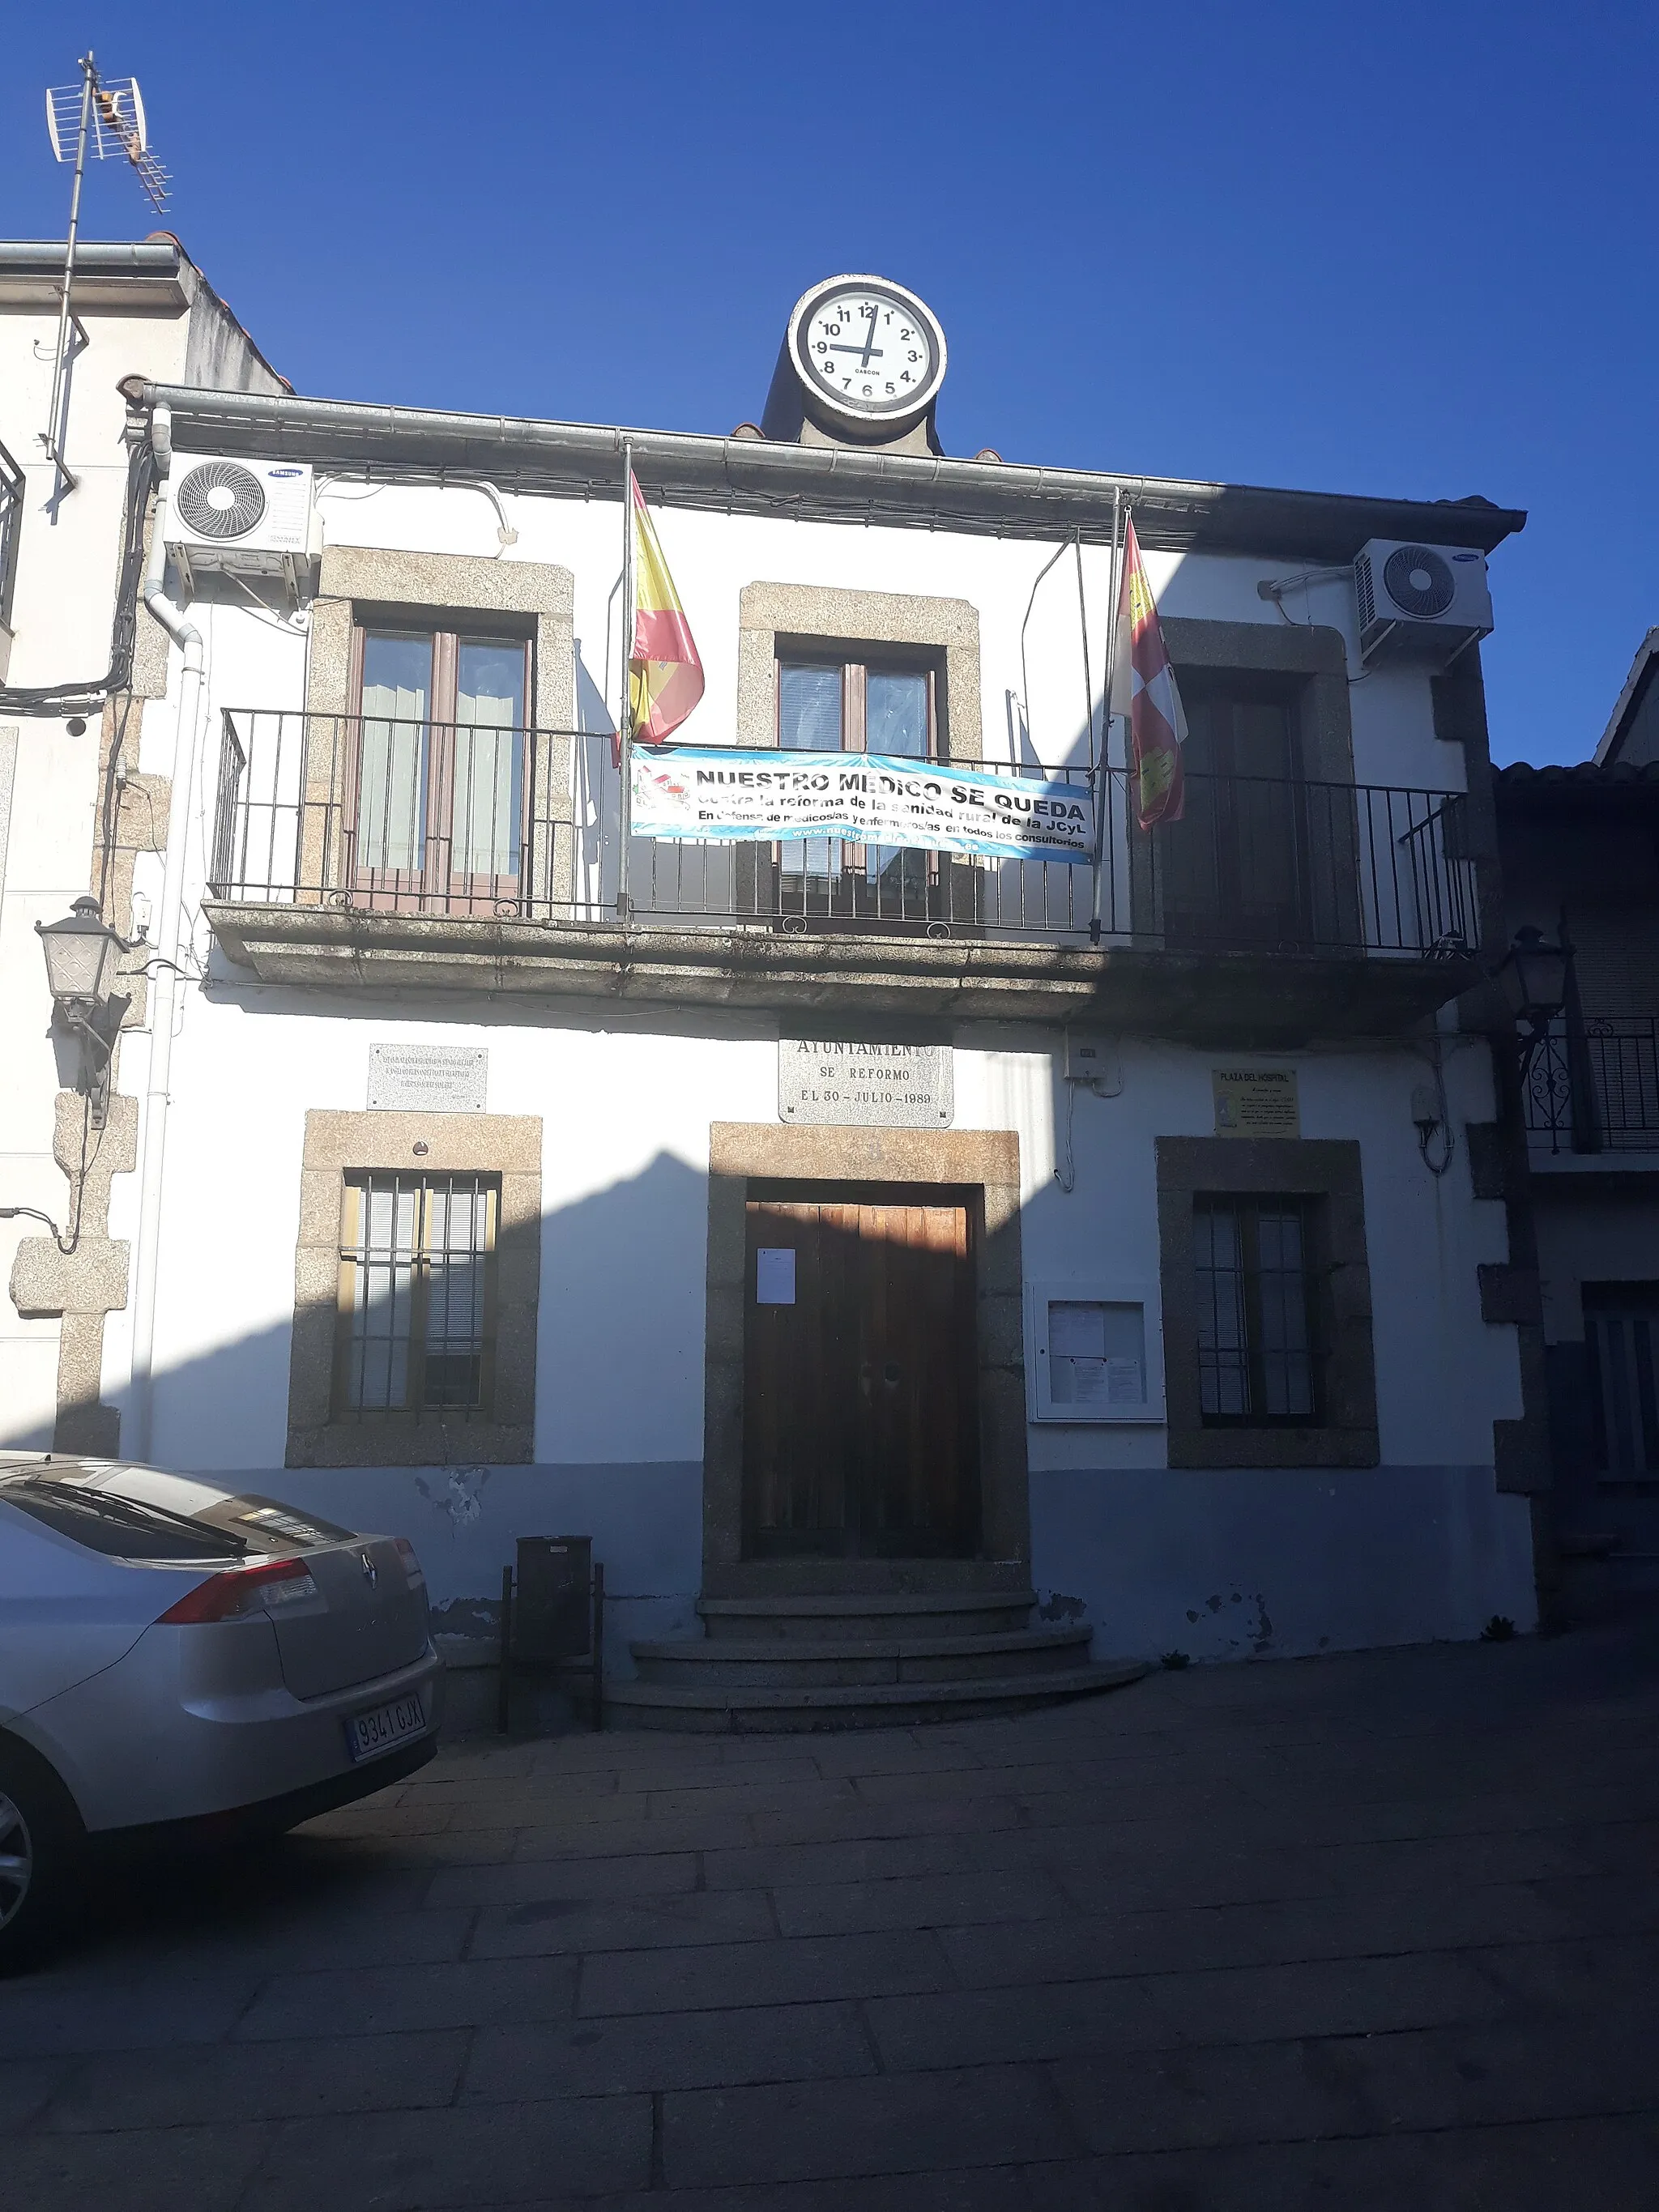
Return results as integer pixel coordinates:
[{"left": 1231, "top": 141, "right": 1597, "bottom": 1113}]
[
  {"left": 1049, "top": 1302, "right": 1105, "bottom": 1359},
  {"left": 755, "top": 1247, "right": 796, "bottom": 1305},
  {"left": 1105, "top": 1356, "right": 1144, "bottom": 1406},
  {"left": 1068, "top": 1357, "right": 1110, "bottom": 1405}
]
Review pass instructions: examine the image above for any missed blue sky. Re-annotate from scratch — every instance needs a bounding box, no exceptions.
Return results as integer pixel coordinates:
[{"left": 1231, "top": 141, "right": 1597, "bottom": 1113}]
[{"left": 6, "top": 2, "right": 1653, "bottom": 765}]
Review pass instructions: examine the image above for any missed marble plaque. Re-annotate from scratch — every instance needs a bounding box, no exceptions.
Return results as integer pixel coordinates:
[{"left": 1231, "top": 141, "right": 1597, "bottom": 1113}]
[
  {"left": 778, "top": 1039, "right": 954, "bottom": 1128},
  {"left": 1212, "top": 1067, "right": 1299, "bottom": 1138},
  {"left": 368, "top": 1043, "right": 488, "bottom": 1114}
]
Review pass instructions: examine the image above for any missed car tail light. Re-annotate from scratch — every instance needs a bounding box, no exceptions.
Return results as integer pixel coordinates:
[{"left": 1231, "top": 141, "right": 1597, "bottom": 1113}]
[
  {"left": 156, "top": 1557, "right": 321, "bottom": 1625},
  {"left": 394, "top": 1536, "right": 426, "bottom": 1590}
]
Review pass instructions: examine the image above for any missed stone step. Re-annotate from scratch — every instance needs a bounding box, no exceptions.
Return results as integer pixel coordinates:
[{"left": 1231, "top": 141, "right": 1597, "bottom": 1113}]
[
  {"left": 606, "top": 1657, "right": 1149, "bottom": 1733},
  {"left": 629, "top": 1622, "right": 1092, "bottom": 1688},
  {"left": 697, "top": 1591, "right": 1038, "bottom": 1642}
]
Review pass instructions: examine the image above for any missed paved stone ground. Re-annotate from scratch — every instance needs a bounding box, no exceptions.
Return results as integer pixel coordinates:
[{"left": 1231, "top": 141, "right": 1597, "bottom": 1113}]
[{"left": 6, "top": 1612, "right": 1659, "bottom": 2212}]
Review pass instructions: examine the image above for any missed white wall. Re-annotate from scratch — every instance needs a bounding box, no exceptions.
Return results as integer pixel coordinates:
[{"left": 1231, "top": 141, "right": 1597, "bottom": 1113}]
[
  {"left": 5, "top": 425, "right": 1529, "bottom": 1652},
  {"left": 0, "top": 294, "right": 203, "bottom": 1445}
]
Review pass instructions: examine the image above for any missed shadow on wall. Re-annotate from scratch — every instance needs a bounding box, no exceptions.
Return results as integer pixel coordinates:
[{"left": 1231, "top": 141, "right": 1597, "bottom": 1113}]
[
  {"left": 11, "top": 1116, "right": 1540, "bottom": 1666},
  {"left": 14, "top": 1150, "right": 715, "bottom": 1666}
]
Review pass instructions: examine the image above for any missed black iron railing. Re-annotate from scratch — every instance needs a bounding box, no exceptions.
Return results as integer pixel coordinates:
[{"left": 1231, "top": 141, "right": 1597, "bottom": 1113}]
[
  {"left": 207, "top": 708, "right": 1481, "bottom": 958},
  {"left": 1525, "top": 1016, "right": 1659, "bottom": 1153}
]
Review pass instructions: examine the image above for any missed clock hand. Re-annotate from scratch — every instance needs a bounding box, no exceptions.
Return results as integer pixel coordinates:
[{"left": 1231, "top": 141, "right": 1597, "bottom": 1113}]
[
  {"left": 828, "top": 343, "right": 884, "bottom": 358},
  {"left": 859, "top": 303, "right": 880, "bottom": 369}
]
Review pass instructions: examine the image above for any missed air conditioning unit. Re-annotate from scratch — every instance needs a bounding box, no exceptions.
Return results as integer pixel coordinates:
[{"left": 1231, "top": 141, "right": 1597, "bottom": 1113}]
[
  {"left": 164, "top": 455, "right": 318, "bottom": 577},
  {"left": 1354, "top": 539, "right": 1492, "bottom": 669}
]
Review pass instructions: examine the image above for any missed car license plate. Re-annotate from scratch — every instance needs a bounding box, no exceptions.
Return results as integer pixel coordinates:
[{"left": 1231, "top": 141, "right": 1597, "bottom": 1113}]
[{"left": 345, "top": 1692, "right": 427, "bottom": 1763}]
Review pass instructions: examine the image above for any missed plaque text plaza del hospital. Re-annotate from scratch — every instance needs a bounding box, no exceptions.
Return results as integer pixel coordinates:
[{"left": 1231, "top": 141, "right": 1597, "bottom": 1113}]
[{"left": 0, "top": 250, "right": 1553, "bottom": 1721}]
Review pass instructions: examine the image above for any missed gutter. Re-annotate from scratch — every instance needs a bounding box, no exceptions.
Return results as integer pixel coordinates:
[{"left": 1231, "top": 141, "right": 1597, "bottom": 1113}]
[
  {"left": 0, "top": 240, "right": 181, "bottom": 275},
  {"left": 134, "top": 381, "right": 1527, "bottom": 561},
  {"left": 127, "top": 402, "right": 205, "bottom": 1464}
]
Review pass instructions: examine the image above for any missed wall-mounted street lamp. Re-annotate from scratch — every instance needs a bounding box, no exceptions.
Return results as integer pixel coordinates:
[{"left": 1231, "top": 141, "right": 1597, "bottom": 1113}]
[
  {"left": 35, "top": 895, "right": 131, "bottom": 1127},
  {"left": 1493, "top": 921, "right": 1573, "bottom": 1076}
]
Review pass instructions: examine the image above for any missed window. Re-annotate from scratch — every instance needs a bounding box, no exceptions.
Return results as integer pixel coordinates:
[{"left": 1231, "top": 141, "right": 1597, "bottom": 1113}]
[
  {"left": 0, "top": 436, "right": 23, "bottom": 633},
  {"left": 351, "top": 624, "right": 530, "bottom": 902},
  {"left": 775, "top": 650, "right": 935, "bottom": 917},
  {"left": 1194, "top": 1195, "right": 1320, "bottom": 1423},
  {"left": 334, "top": 1172, "right": 499, "bottom": 1423}
]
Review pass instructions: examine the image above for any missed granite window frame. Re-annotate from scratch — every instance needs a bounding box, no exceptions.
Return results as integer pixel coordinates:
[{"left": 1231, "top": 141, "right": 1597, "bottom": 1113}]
[
  {"left": 299, "top": 547, "right": 576, "bottom": 916},
  {"left": 735, "top": 583, "right": 981, "bottom": 761},
  {"left": 1157, "top": 1136, "right": 1378, "bottom": 1469},
  {"left": 1135, "top": 619, "right": 1362, "bottom": 951},
  {"left": 288, "top": 1110, "right": 541, "bottom": 1468}
]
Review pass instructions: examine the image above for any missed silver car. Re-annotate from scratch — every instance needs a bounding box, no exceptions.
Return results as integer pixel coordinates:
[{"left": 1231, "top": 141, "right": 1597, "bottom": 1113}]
[{"left": 0, "top": 1454, "right": 442, "bottom": 1968}]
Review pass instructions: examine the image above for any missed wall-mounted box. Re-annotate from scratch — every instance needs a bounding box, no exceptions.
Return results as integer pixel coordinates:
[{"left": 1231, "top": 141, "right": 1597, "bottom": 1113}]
[{"left": 1025, "top": 1279, "right": 1164, "bottom": 1423}]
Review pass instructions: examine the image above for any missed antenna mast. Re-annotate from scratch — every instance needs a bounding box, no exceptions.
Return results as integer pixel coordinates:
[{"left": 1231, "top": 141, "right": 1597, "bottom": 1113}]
[{"left": 42, "top": 52, "right": 172, "bottom": 499}]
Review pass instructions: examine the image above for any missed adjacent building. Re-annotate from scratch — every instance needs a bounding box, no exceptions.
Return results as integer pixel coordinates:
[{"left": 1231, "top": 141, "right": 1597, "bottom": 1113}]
[
  {"left": 0, "top": 236, "right": 285, "bottom": 1454},
  {"left": 1497, "top": 637, "right": 1659, "bottom": 1596}
]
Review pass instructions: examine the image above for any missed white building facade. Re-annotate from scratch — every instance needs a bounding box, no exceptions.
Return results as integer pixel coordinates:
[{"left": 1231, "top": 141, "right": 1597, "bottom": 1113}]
[{"left": 2, "top": 259, "right": 1547, "bottom": 1705}]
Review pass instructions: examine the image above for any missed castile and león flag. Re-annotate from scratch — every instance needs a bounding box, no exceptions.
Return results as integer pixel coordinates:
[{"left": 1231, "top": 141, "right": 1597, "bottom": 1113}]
[{"left": 1110, "top": 516, "right": 1188, "bottom": 829}]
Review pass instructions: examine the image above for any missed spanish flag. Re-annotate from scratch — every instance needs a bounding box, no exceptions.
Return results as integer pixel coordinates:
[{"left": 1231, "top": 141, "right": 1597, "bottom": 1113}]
[
  {"left": 627, "top": 471, "right": 704, "bottom": 753},
  {"left": 1109, "top": 518, "right": 1187, "bottom": 829}
]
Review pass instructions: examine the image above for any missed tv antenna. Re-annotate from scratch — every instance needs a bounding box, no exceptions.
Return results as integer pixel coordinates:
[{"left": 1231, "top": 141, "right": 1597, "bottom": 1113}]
[{"left": 41, "top": 53, "right": 172, "bottom": 496}]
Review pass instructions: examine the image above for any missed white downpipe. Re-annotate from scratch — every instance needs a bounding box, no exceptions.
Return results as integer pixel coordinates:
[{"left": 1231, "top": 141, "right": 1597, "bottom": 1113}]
[{"left": 128, "top": 403, "right": 203, "bottom": 1463}]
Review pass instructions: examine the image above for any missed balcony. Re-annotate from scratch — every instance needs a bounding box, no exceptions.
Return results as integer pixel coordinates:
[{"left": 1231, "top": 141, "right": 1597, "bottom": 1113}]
[
  {"left": 203, "top": 710, "right": 1484, "bottom": 1040},
  {"left": 1525, "top": 1016, "right": 1659, "bottom": 1159}
]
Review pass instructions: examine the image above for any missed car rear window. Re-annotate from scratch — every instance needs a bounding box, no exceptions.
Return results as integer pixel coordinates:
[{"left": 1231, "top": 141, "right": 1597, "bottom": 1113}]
[
  {"left": 0, "top": 1467, "right": 359, "bottom": 1560},
  {"left": 2, "top": 1480, "right": 251, "bottom": 1562},
  {"left": 182, "top": 1496, "right": 358, "bottom": 1553}
]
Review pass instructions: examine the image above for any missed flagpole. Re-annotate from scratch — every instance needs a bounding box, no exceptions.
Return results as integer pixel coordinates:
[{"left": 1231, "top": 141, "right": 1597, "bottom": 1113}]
[
  {"left": 616, "top": 438, "right": 633, "bottom": 920},
  {"left": 1073, "top": 528, "right": 1095, "bottom": 770},
  {"left": 1088, "top": 488, "right": 1125, "bottom": 945}
]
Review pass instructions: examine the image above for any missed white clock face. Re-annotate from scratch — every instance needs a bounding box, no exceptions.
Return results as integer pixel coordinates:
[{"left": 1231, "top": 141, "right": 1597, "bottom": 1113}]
[{"left": 790, "top": 277, "right": 946, "bottom": 422}]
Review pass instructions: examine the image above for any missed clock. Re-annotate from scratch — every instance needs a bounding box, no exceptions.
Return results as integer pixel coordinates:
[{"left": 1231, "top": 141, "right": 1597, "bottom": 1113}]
[{"left": 787, "top": 275, "right": 947, "bottom": 428}]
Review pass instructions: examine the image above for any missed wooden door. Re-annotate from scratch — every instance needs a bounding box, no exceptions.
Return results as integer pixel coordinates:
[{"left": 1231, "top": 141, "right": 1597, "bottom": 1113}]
[
  {"left": 743, "top": 1183, "right": 980, "bottom": 1558},
  {"left": 1158, "top": 685, "right": 1311, "bottom": 951}
]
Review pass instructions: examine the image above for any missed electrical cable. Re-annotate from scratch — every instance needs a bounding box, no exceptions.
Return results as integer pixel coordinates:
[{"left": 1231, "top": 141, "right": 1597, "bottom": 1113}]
[
  {"left": 1415, "top": 1032, "right": 1456, "bottom": 1178},
  {"left": 1017, "top": 539, "right": 1070, "bottom": 761},
  {"left": 0, "top": 1204, "right": 74, "bottom": 1254},
  {"left": 94, "top": 691, "right": 136, "bottom": 913},
  {"left": 1, "top": 1085, "right": 101, "bottom": 1255},
  {"left": 0, "top": 440, "right": 156, "bottom": 714},
  {"left": 1053, "top": 1076, "right": 1078, "bottom": 1194}
]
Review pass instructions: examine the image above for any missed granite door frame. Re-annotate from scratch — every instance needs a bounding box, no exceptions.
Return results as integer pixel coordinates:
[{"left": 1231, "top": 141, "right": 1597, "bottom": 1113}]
[{"left": 704, "top": 1123, "right": 1029, "bottom": 1597}]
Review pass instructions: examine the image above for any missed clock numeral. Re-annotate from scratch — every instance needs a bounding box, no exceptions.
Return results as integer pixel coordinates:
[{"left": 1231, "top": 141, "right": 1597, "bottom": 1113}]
[
  {"left": 907, "top": 350, "right": 919, "bottom": 363},
  {"left": 814, "top": 340, "right": 828, "bottom": 353},
  {"left": 901, "top": 371, "right": 912, "bottom": 383},
  {"left": 885, "top": 382, "right": 895, "bottom": 395},
  {"left": 862, "top": 384, "right": 872, "bottom": 397}
]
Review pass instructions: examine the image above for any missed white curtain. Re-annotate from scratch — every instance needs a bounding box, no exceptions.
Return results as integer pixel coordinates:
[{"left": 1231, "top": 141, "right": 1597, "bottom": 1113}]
[
  {"left": 357, "top": 636, "right": 430, "bottom": 873},
  {"left": 453, "top": 643, "right": 525, "bottom": 879}
]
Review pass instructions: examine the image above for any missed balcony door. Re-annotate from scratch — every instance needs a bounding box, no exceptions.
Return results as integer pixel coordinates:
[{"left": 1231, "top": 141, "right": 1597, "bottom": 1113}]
[
  {"left": 1156, "top": 680, "right": 1312, "bottom": 951},
  {"left": 350, "top": 625, "right": 530, "bottom": 913},
  {"left": 771, "top": 653, "right": 937, "bottom": 925}
]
